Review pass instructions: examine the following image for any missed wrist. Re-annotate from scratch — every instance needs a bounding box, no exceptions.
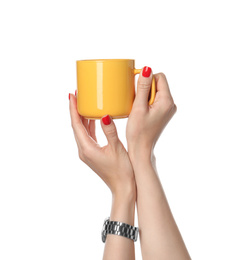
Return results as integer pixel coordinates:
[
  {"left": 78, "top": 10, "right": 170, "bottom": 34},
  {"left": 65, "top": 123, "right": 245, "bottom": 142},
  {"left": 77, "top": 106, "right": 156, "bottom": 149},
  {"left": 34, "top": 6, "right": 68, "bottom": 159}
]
[
  {"left": 112, "top": 180, "right": 136, "bottom": 202},
  {"left": 128, "top": 144, "right": 155, "bottom": 167},
  {"left": 110, "top": 186, "right": 136, "bottom": 226}
]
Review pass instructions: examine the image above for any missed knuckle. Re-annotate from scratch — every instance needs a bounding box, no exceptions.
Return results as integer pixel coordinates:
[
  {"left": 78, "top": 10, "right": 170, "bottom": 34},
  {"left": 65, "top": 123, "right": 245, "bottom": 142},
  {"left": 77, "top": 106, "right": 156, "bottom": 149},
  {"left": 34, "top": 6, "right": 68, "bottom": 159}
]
[
  {"left": 159, "top": 72, "right": 167, "bottom": 80},
  {"left": 132, "top": 105, "right": 146, "bottom": 115},
  {"left": 78, "top": 150, "right": 85, "bottom": 161},
  {"left": 173, "top": 104, "right": 177, "bottom": 113},
  {"left": 165, "top": 98, "right": 175, "bottom": 110},
  {"left": 78, "top": 146, "right": 93, "bottom": 162},
  {"left": 159, "top": 97, "right": 175, "bottom": 114},
  {"left": 83, "top": 146, "right": 93, "bottom": 159},
  {"left": 154, "top": 72, "right": 167, "bottom": 84},
  {"left": 138, "top": 81, "right": 151, "bottom": 90},
  {"left": 71, "top": 121, "right": 79, "bottom": 130},
  {"left": 106, "top": 128, "right": 118, "bottom": 139}
]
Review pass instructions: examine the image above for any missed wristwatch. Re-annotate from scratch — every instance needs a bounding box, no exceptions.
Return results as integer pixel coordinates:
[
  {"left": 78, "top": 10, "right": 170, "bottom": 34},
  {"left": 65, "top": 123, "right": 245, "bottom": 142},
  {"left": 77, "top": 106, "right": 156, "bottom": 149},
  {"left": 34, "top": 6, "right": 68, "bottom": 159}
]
[{"left": 101, "top": 217, "right": 139, "bottom": 243}]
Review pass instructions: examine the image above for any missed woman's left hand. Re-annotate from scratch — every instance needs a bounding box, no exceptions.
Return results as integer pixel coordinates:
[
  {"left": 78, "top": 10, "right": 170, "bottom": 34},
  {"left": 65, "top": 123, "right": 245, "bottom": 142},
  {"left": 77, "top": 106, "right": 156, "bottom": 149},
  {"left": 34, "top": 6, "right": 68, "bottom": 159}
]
[{"left": 69, "top": 93, "right": 135, "bottom": 198}]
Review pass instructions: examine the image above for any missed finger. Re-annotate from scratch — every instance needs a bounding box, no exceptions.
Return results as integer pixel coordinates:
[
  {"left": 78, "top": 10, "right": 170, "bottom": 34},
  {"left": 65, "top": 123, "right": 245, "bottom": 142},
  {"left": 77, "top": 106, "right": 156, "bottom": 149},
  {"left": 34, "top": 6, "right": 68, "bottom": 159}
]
[
  {"left": 154, "top": 73, "right": 173, "bottom": 100},
  {"left": 150, "top": 73, "right": 176, "bottom": 113},
  {"left": 89, "top": 120, "right": 97, "bottom": 142},
  {"left": 69, "top": 93, "right": 95, "bottom": 148},
  {"left": 73, "top": 130, "right": 83, "bottom": 151},
  {"left": 100, "top": 115, "right": 119, "bottom": 147},
  {"left": 81, "top": 117, "right": 89, "bottom": 132},
  {"left": 133, "top": 66, "right": 153, "bottom": 109},
  {"left": 73, "top": 91, "right": 90, "bottom": 133}
]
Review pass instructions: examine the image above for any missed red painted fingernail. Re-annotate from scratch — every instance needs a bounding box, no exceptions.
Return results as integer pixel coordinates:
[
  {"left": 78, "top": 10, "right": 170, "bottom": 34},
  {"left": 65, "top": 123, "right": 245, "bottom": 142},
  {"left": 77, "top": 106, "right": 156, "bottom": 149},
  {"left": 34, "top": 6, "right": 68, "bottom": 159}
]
[
  {"left": 69, "top": 93, "right": 70, "bottom": 100},
  {"left": 102, "top": 115, "right": 111, "bottom": 125},
  {"left": 142, "top": 66, "right": 152, "bottom": 77},
  {"left": 75, "top": 90, "right": 77, "bottom": 96}
]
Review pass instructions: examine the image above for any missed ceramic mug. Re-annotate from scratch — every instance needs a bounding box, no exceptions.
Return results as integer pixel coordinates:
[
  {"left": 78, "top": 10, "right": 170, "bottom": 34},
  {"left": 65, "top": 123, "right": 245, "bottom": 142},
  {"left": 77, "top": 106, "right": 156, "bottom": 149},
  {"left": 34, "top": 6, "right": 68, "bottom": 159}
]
[{"left": 76, "top": 59, "right": 156, "bottom": 119}]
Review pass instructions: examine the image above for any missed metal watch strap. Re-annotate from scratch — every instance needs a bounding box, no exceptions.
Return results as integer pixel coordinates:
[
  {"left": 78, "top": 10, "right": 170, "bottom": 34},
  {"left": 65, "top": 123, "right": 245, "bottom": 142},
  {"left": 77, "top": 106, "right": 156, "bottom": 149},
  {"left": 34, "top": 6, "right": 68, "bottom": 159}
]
[{"left": 102, "top": 217, "right": 139, "bottom": 242}]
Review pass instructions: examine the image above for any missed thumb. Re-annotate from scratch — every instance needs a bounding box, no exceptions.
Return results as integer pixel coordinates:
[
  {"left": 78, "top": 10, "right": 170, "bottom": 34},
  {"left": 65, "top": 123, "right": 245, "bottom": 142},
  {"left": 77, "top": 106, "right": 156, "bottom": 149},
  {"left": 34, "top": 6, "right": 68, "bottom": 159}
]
[
  {"left": 134, "top": 66, "right": 152, "bottom": 108},
  {"left": 100, "top": 115, "right": 119, "bottom": 147}
]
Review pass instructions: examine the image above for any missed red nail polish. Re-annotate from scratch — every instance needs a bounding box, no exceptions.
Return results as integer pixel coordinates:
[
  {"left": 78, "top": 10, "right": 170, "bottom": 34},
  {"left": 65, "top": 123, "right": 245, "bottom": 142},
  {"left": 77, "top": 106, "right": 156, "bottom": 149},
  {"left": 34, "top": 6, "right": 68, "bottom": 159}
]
[
  {"left": 69, "top": 93, "right": 70, "bottom": 100},
  {"left": 75, "top": 90, "right": 77, "bottom": 96},
  {"left": 142, "top": 66, "right": 152, "bottom": 77},
  {"left": 102, "top": 115, "right": 111, "bottom": 125}
]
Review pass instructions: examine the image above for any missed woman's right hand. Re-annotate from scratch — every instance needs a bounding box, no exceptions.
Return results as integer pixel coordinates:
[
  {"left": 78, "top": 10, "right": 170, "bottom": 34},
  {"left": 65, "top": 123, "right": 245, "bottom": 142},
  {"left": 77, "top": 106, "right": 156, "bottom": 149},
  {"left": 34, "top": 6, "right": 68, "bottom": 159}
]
[
  {"left": 126, "top": 67, "right": 191, "bottom": 260},
  {"left": 126, "top": 67, "right": 177, "bottom": 161}
]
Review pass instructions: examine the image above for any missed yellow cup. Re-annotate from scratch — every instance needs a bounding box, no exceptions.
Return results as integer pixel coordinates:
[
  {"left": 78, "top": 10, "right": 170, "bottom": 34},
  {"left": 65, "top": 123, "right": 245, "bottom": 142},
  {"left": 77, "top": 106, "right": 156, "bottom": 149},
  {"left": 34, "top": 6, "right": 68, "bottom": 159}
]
[{"left": 76, "top": 59, "right": 156, "bottom": 119}]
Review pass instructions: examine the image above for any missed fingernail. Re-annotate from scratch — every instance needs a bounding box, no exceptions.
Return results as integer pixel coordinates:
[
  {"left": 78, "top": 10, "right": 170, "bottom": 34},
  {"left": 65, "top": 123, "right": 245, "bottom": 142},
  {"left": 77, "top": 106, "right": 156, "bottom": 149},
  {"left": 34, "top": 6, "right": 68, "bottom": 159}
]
[
  {"left": 102, "top": 115, "right": 111, "bottom": 125},
  {"left": 69, "top": 93, "right": 70, "bottom": 100},
  {"left": 75, "top": 90, "right": 77, "bottom": 96},
  {"left": 142, "top": 66, "right": 152, "bottom": 77}
]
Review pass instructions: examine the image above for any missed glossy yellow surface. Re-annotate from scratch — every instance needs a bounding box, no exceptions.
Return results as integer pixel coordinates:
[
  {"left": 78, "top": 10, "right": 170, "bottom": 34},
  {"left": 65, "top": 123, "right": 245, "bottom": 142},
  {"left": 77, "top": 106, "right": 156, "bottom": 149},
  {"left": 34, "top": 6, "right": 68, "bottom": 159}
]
[{"left": 76, "top": 59, "right": 156, "bottom": 119}]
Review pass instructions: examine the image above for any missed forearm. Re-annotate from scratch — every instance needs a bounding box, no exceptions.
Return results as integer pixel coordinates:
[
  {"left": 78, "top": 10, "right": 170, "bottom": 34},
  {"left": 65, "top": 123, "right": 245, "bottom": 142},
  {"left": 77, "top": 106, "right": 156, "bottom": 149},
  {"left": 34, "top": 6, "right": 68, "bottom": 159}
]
[
  {"left": 129, "top": 149, "right": 191, "bottom": 260},
  {"left": 103, "top": 188, "right": 136, "bottom": 260}
]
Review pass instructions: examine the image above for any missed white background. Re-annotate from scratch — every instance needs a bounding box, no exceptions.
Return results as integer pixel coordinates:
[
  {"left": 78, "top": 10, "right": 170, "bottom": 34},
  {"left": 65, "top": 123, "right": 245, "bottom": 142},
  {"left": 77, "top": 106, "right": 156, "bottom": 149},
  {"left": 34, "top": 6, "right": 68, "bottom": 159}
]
[{"left": 0, "top": 0, "right": 244, "bottom": 259}]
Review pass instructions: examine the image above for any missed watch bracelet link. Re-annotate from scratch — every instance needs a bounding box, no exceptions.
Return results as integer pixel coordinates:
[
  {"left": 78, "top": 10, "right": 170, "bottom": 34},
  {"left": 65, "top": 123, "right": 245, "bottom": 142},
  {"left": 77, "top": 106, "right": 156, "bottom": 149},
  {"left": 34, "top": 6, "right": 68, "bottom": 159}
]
[{"left": 102, "top": 217, "right": 139, "bottom": 242}]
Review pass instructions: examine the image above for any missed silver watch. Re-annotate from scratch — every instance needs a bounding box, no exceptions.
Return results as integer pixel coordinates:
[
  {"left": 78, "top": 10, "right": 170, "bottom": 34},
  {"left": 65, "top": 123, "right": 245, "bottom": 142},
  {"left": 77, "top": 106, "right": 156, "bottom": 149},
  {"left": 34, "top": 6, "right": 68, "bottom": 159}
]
[{"left": 101, "top": 217, "right": 139, "bottom": 242}]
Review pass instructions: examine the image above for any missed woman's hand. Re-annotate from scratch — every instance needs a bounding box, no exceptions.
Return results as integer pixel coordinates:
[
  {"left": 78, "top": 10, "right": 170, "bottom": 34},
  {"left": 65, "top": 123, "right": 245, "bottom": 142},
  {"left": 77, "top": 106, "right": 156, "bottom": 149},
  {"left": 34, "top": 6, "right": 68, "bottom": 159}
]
[
  {"left": 69, "top": 94, "right": 135, "bottom": 198},
  {"left": 126, "top": 67, "right": 177, "bottom": 161},
  {"left": 125, "top": 68, "right": 191, "bottom": 260}
]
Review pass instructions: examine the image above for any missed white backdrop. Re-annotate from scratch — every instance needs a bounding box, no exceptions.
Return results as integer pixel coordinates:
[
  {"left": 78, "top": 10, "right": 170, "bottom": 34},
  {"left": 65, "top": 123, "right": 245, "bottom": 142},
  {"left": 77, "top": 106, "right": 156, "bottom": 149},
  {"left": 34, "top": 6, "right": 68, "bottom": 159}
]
[{"left": 0, "top": 0, "right": 244, "bottom": 259}]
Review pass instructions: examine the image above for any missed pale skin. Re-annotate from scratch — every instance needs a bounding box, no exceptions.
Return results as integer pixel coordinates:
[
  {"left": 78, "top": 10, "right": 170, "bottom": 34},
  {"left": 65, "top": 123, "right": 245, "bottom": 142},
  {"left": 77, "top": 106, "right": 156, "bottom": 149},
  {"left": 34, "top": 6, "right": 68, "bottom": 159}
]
[
  {"left": 69, "top": 95, "right": 136, "bottom": 260},
  {"left": 69, "top": 68, "right": 191, "bottom": 260}
]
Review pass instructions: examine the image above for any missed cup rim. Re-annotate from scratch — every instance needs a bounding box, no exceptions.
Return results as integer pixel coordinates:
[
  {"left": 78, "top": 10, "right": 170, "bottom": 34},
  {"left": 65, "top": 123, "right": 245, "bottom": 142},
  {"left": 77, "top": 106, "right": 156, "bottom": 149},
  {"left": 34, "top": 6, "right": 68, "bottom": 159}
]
[{"left": 76, "top": 59, "right": 135, "bottom": 62}]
